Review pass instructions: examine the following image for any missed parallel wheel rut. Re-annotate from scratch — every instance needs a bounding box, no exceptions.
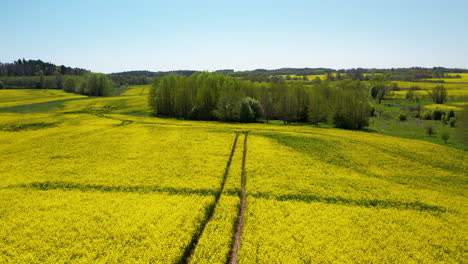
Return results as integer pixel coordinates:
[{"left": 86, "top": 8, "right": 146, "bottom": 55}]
[
  {"left": 181, "top": 133, "right": 240, "bottom": 264},
  {"left": 228, "top": 132, "right": 249, "bottom": 264}
]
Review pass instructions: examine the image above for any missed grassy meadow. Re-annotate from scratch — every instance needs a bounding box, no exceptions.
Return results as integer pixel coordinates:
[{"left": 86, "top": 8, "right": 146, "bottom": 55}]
[{"left": 0, "top": 82, "right": 466, "bottom": 263}]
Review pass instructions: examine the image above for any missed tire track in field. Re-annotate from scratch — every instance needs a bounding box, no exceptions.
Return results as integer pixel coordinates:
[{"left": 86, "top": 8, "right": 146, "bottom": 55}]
[
  {"left": 181, "top": 132, "right": 240, "bottom": 264},
  {"left": 139, "top": 86, "right": 146, "bottom": 95},
  {"left": 228, "top": 132, "right": 249, "bottom": 264}
]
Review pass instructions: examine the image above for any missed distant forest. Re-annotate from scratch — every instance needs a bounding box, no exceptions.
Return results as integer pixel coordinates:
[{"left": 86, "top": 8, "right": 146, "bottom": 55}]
[
  {"left": 0, "top": 59, "right": 88, "bottom": 76},
  {"left": 1, "top": 58, "right": 467, "bottom": 89},
  {"left": 111, "top": 67, "right": 468, "bottom": 84}
]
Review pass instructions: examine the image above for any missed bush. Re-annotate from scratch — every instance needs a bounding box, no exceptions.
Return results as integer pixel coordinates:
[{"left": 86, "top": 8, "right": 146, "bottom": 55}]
[
  {"left": 239, "top": 100, "right": 254, "bottom": 123},
  {"left": 239, "top": 97, "right": 263, "bottom": 123},
  {"left": 370, "top": 86, "right": 378, "bottom": 99},
  {"left": 448, "top": 110, "right": 455, "bottom": 119},
  {"left": 441, "top": 132, "right": 450, "bottom": 143},
  {"left": 441, "top": 114, "right": 448, "bottom": 125},
  {"left": 432, "top": 109, "right": 445, "bottom": 120},
  {"left": 398, "top": 111, "right": 407, "bottom": 121},
  {"left": 428, "top": 85, "right": 447, "bottom": 104},
  {"left": 78, "top": 73, "right": 112, "bottom": 96},
  {"left": 0, "top": 81, "right": 4, "bottom": 89},
  {"left": 425, "top": 125, "right": 436, "bottom": 137},
  {"left": 422, "top": 110, "right": 432, "bottom": 120},
  {"left": 63, "top": 78, "right": 77, "bottom": 93},
  {"left": 454, "top": 104, "right": 468, "bottom": 145},
  {"left": 405, "top": 90, "right": 414, "bottom": 101},
  {"left": 188, "top": 107, "right": 200, "bottom": 120},
  {"left": 449, "top": 117, "right": 456, "bottom": 127}
]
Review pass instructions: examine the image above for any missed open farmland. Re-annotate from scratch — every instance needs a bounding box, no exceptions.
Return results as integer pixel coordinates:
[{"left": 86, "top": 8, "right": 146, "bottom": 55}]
[
  {"left": 390, "top": 81, "right": 468, "bottom": 98},
  {"left": 424, "top": 73, "right": 468, "bottom": 83},
  {"left": 3, "top": 1, "right": 468, "bottom": 262},
  {"left": 0, "top": 87, "right": 466, "bottom": 263}
]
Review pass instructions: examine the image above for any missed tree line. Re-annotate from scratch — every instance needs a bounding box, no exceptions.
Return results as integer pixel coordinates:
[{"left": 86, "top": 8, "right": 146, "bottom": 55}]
[
  {"left": 1, "top": 74, "right": 81, "bottom": 90},
  {"left": 0, "top": 59, "right": 88, "bottom": 76},
  {"left": 108, "top": 74, "right": 151, "bottom": 85},
  {"left": 0, "top": 72, "right": 112, "bottom": 97},
  {"left": 109, "top": 67, "right": 468, "bottom": 83},
  {"left": 148, "top": 72, "right": 372, "bottom": 129},
  {"left": 62, "top": 73, "right": 113, "bottom": 96}
]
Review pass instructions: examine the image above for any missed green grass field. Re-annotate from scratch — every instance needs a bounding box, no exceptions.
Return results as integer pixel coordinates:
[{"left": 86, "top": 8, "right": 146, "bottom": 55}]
[{"left": 0, "top": 86, "right": 466, "bottom": 263}]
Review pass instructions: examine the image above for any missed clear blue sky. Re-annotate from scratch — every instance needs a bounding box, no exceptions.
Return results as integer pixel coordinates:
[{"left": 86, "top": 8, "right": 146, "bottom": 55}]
[{"left": 2, "top": 0, "right": 468, "bottom": 73}]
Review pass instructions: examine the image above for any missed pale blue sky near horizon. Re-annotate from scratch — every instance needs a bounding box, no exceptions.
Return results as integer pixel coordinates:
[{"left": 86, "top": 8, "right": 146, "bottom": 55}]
[{"left": 1, "top": 0, "right": 468, "bottom": 73}]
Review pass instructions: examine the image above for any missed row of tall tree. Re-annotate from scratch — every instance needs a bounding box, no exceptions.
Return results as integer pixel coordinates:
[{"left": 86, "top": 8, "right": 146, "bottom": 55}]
[
  {"left": 148, "top": 73, "right": 371, "bottom": 129},
  {"left": 63, "top": 73, "right": 113, "bottom": 96}
]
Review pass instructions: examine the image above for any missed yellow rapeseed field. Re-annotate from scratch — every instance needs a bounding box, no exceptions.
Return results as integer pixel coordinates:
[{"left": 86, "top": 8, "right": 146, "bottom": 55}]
[
  {"left": 0, "top": 89, "right": 85, "bottom": 108},
  {"left": 0, "top": 86, "right": 466, "bottom": 263},
  {"left": 190, "top": 196, "right": 240, "bottom": 264},
  {"left": 0, "top": 189, "right": 213, "bottom": 263},
  {"left": 120, "top": 85, "right": 150, "bottom": 96},
  {"left": 390, "top": 81, "right": 468, "bottom": 98},
  {"left": 237, "top": 133, "right": 466, "bottom": 263},
  {"left": 0, "top": 115, "right": 233, "bottom": 191},
  {"left": 239, "top": 197, "right": 465, "bottom": 263},
  {"left": 424, "top": 103, "right": 464, "bottom": 111},
  {"left": 424, "top": 73, "right": 468, "bottom": 83}
]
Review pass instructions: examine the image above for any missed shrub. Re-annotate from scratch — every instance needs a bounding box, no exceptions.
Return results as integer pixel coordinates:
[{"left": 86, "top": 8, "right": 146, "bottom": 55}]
[
  {"left": 405, "top": 90, "right": 414, "bottom": 101},
  {"left": 428, "top": 85, "right": 447, "bottom": 104},
  {"left": 448, "top": 110, "right": 455, "bottom": 119},
  {"left": 63, "top": 78, "right": 77, "bottom": 93},
  {"left": 441, "top": 132, "right": 450, "bottom": 143},
  {"left": 441, "top": 114, "right": 448, "bottom": 125},
  {"left": 248, "top": 98, "right": 263, "bottom": 121},
  {"left": 425, "top": 125, "right": 435, "bottom": 137},
  {"left": 239, "top": 100, "right": 254, "bottom": 123},
  {"left": 454, "top": 104, "right": 468, "bottom": 145},
  {"left": 398, "top": 111, "right": 407, "bottom": 121},
  {"left": 370, "top": 86, "right": 378, "bottom": 99},
  {"left": 432, "top": 109, "right": 445, "bottom": 120},
  {"left": 422, "top": 110, "right": 432, "bottom": 120},
  {"left": 0, "top": 81, "right": 4, "bottom": 89},
  {"left": 78, "top": 73, "right": 112, "bottom": 96},
  {"left": 449, "top": 117, "right": 456, "bottom": 127},
  {"left": 188, "top": 107, "right": 200, "bottom": 120},
  {"left": 239, "top": 97, "right": 263, "bottom": 123}
]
